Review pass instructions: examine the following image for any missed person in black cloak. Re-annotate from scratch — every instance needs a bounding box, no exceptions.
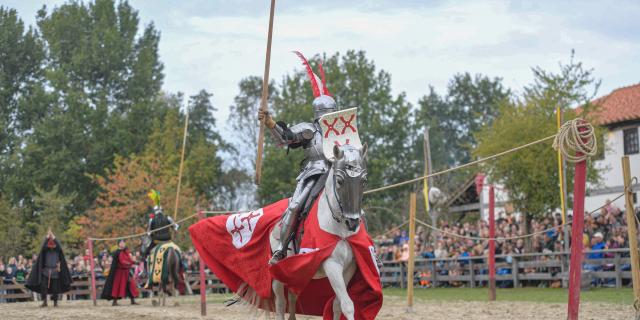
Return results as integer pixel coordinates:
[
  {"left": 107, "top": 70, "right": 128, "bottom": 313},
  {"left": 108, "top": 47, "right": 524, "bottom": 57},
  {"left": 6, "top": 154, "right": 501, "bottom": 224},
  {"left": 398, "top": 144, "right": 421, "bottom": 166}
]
[
  {"left": 101, "top": 240, "right": 139, "bottom": 306},
  {"left": 25, "top": 230, "right": 72, "bottom": 307}
]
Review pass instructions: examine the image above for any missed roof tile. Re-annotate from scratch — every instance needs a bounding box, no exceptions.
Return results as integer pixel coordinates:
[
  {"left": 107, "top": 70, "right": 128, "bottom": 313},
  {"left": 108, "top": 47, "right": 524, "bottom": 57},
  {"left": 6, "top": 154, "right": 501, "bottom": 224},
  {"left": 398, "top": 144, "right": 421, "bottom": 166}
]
[{"left": 587, "top": 83, "right": 640, "bottom": 125}]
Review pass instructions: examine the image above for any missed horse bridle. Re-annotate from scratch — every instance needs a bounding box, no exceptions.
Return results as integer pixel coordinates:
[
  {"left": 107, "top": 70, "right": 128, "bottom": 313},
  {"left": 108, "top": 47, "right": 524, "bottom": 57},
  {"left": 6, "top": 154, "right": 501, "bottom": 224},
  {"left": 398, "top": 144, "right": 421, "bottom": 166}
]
[{"left": 325, "top": 165, "right": 366, "bottom": 223}]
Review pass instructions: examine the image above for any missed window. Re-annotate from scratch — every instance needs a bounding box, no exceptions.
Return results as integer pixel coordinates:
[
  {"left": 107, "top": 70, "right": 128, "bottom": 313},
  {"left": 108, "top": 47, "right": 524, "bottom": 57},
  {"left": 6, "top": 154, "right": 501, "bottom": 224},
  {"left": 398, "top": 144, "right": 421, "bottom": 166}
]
[{"left": 623, "top": 127, "right": 639, "bottom": 155}]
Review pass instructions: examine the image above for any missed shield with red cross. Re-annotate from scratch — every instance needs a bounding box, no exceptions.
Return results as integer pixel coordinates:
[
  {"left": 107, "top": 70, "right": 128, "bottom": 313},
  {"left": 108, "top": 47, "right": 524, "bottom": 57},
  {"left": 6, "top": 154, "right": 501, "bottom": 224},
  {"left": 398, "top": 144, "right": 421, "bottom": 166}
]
[{"left": 319, "top": 107, "right": 362, "bottom": 160}]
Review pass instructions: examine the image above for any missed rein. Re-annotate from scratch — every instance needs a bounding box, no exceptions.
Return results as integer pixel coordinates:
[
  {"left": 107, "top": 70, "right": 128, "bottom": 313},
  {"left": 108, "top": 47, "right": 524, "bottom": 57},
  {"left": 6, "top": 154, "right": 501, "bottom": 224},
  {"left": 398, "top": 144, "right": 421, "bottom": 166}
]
[{"left": 326, "top": 170, "right": 346, "bottom": 223}]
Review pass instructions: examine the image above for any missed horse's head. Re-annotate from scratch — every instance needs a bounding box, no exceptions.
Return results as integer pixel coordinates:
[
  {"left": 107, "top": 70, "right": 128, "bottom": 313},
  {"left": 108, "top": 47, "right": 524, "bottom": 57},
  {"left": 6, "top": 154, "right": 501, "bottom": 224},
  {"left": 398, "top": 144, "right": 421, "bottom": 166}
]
[
  {"left": 140, "top": 235, "right": 152, "bottom": 256},
  {"left": 330, "top": 143, "right": 368, "bottom": 232}
]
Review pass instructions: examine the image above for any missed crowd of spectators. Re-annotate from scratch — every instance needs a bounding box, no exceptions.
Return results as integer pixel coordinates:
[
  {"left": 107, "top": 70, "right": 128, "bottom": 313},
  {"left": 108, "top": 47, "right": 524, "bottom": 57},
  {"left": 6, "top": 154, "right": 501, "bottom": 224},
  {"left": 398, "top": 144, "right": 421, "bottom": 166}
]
[{"left": 375, "top": 199, "right": 639, "bottom": 288}]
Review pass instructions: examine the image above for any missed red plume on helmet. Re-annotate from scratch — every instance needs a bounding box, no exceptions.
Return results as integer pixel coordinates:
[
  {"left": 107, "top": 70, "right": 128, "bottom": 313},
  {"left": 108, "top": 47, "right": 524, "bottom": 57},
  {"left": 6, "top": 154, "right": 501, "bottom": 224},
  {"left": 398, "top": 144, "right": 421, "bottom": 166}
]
[{"left": 293, "top": 51, "right": 331, "bottom": 97}]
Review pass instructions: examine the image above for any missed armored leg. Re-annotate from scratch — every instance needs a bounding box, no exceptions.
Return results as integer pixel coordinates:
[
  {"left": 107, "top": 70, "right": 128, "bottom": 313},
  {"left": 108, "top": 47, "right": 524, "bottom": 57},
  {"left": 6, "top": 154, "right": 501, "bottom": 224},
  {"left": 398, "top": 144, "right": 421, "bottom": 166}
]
[{"left": 269, "top": 178, "right": 316, "bottom": 264}]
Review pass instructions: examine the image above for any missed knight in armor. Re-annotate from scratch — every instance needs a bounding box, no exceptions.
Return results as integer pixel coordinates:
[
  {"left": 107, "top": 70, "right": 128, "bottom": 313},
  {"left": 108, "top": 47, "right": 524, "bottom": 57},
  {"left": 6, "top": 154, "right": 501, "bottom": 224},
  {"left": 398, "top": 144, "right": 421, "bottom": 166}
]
[
  {"left": 25, "top": 230, "right": 72, "bottom": 307},
  {"left": 259, "top": 51, "right": 337, "bottom": 264},
  {"left": 143, "top": 189, "right": 179, "bottom": 259}
]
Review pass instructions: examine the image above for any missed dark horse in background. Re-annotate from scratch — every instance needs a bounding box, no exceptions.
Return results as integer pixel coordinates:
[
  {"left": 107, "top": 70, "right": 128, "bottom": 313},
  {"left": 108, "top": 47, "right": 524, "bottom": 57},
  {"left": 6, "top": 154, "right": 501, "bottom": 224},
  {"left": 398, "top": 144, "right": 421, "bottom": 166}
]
[{"left": 140, "top": 235, "right": 187, "bottom": 306}]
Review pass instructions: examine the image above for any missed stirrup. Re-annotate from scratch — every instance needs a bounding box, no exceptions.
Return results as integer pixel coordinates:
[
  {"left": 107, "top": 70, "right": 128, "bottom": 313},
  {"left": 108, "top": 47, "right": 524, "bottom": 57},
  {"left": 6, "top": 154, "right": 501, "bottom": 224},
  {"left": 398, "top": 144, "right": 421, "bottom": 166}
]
[{"left": 269, "top": 250, "right": 286, "bottom": 265}]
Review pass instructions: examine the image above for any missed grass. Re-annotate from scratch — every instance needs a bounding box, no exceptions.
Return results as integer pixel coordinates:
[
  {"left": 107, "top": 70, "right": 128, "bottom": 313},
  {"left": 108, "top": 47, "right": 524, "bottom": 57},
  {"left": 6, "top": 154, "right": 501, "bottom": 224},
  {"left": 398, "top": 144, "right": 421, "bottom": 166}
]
[{"left": 383, "top": 287, "right": 634, "bottom": 305}]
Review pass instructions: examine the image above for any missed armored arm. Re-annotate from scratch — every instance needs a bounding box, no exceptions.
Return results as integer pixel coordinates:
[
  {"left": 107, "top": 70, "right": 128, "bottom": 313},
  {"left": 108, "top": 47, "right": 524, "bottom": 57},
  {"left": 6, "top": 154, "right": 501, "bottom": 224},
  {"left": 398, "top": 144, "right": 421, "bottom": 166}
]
[
  {"left": 167, "top": 216, "right": 179, "bottom": 231},
  {"left": 259, "top": 110, "right": 314, "bottom": 148}
]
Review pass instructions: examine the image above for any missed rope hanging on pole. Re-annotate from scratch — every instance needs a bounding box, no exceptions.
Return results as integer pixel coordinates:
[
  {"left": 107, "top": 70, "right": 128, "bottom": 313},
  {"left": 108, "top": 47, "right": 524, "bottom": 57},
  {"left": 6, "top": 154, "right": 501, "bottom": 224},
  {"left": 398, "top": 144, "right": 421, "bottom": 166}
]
[{"left": 553, "top": 118, "right": 597, "bottom": 163}]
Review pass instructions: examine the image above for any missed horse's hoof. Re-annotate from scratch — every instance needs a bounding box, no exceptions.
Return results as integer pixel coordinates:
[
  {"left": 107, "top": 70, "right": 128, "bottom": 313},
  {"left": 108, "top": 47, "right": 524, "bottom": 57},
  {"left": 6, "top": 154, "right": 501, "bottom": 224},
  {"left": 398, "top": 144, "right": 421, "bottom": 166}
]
[
  {"left": 174, "top": 302, "right": 180, "bottom": 307},
  {"left": 151, "top": 300, "right": 158, "bottom": 306}
]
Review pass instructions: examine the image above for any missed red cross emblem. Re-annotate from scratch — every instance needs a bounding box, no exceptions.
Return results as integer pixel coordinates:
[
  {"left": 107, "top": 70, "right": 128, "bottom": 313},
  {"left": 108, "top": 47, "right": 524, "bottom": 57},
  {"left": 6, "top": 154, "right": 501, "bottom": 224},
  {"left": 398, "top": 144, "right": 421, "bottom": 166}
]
[
  {"left": 323, "top": 118, "right": 340, "bottom": 138},
  {"left": 340, "top": 115, "right": 356, "bottom": 134},
  {"left": 229, "top": 216, "right": 245, "bottom": 242},
  {"left": 240, "top": 212, "right": 261, "bottom": 232}
]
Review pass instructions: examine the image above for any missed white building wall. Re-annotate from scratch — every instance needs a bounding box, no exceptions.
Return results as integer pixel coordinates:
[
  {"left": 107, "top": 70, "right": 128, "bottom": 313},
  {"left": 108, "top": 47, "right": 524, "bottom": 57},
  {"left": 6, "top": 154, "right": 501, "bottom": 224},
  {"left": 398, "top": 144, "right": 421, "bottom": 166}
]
[
  {"left": 585, "top": 124, "right": 640, "bottom": 212},
  {"left": 479, "top": 183, "right": 510, "bottom": 221}
]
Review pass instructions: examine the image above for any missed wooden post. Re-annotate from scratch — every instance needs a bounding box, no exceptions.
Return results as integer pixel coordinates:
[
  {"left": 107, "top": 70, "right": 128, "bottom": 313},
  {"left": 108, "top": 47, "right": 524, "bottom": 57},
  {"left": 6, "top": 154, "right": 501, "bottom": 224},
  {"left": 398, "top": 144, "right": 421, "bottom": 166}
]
[
  {"left": 469, "top": 259, "right": 476, "bottom": 288},
  {"left": 197, "top": 211, "right": 207, "bottom": 316},
  {"left": 557, "top": 106, "right": 567, "bottom": 224},
  {"left": 407, "top": 192, "right": 417, "bottom": 311},
  {"left": 87, "top": 238, "right": 97, "bottom": 306},
  {"left": 622, "top": 156, "right": 640, "bottom": 311},
  {"left": 173, "top": 109, "right": 189, "bottom": 221},
  {"left": 614, "top": 252, "right": 622, "bottom": 289},
  {"left": 254, "top": 0, "right": 276, "bottom": 185},
  {"left": 488, "top": 186, "right": 496, "bottom": 301},
  {"left": 511, "top": 256, "right": 519, "bottom": 288},
  {"left": 567, "top": 122, "right": 589, "bottom": 320}
]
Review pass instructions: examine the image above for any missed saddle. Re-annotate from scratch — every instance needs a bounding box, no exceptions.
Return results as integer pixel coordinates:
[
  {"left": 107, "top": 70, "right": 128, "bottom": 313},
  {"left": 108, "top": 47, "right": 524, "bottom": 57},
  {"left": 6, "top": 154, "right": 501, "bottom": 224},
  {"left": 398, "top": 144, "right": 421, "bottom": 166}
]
[{"left": 147, "top": 242, "right": 181, "bottom": 286}]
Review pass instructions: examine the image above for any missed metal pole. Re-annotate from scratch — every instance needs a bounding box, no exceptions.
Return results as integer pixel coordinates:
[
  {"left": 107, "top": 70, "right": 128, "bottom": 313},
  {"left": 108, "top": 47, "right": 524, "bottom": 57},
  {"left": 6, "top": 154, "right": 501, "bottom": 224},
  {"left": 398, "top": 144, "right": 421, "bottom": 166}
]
[
  {"left": 567, "top": 122, "right": 589, "bottom": 320},
  {"left": 254, "top": 0, "right": 276, "bottom": 185},
  {"left": 88, "top": 239, "right": 97, "bottom": 306},
  {"left": 489, "top": 186, "right": 496, "bottom": 301},
  {"left": 622, "top": 156, "right": 640, "bottom": 314},
  {"left": 197, "top": 211, "right": 207, "bottom": 316},
  {"left": 406, "top": 193, "right": 417, "bottom": 312}
]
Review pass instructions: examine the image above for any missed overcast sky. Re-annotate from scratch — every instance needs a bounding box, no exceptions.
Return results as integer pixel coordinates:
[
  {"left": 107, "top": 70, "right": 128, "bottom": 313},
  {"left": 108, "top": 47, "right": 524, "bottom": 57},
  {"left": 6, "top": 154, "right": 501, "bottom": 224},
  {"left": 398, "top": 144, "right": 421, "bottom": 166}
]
[{"left": 6, "top": 0, "right": 640, "bottom": 131}]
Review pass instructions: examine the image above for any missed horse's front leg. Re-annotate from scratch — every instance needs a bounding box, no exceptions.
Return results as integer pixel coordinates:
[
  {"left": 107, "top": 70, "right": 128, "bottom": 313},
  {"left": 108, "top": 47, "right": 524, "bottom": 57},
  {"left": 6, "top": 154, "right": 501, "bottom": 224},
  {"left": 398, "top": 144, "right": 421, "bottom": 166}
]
[
  {"left": 272, "top": 280, "right": 286, "bottom": 320},
  {"left": 323, "top": 258, "right": 355, "bottom": 320},
  {"left": 287, "top": 291, "right": 297, "bottom": 320}
]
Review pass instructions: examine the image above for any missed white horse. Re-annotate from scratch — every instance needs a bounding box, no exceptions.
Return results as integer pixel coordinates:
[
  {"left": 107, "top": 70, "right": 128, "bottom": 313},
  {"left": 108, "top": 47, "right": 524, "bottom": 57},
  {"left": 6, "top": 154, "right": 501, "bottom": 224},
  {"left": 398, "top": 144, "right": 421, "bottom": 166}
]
[{"left": 270, "top": 143, "right": 368, "bottom": 320}]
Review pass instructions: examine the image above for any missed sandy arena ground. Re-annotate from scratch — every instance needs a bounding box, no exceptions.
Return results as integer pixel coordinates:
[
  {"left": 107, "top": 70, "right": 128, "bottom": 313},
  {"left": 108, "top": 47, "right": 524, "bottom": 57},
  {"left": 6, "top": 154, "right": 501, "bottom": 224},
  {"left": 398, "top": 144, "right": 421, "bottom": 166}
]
[{"left": 0, "top": 295, "right": 633, "bottom": 319}]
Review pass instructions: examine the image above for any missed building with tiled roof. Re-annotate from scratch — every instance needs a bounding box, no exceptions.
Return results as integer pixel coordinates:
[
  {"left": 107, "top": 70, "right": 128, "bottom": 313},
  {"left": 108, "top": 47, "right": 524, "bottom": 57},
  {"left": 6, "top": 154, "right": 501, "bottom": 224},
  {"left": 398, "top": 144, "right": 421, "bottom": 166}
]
[{"left": 584, "top": 84, "right": 640, "bottom": 212}]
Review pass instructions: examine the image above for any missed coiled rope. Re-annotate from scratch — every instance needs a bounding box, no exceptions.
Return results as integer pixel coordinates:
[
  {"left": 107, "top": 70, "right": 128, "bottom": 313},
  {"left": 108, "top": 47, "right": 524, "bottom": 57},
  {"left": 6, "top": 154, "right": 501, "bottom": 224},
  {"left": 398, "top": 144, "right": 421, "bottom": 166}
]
[{"left": 553, "top": 118, "right": 597, "bottom": 163}]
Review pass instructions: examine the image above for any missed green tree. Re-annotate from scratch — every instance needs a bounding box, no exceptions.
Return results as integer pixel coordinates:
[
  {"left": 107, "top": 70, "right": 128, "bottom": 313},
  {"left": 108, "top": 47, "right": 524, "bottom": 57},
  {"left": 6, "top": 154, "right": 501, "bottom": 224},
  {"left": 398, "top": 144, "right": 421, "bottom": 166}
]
[
  {"left": 415, "top": 73, "right": 510, "bottom": 169},
  {"left": 8, "top": 0, "right": 165, "bottom": 215},
  {"left": 0, "top": 7, "right": 47, "bottom": 192},
  {"left": 0, "top": 196, "right": 28, "bottom": 257},
  {"left": 30, "top": 185, "right": 77, "bottom": 251},
  {"left": 474, "top": 56, "right": 601, "bottom": 221}
]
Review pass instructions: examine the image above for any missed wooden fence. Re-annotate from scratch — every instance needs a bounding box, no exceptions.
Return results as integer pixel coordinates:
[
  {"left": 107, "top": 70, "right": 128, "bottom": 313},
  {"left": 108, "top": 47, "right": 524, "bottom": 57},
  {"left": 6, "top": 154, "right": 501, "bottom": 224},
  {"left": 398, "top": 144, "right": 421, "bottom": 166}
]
[
  {"left": 0, "top": 248, "right": 632, "bottom": 302},
  {"left": 380, "top": 248, "right": 633, "bottom": 289},
  {"left": 0, "top": 272, "right": 227, "bottom": 303}
]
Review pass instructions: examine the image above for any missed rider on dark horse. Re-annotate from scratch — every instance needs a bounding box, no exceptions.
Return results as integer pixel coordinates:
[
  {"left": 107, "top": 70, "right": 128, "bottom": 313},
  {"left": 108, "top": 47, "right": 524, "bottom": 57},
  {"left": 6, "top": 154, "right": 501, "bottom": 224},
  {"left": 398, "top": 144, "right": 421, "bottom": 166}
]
[
  {"left": 143, "top": 189, "right": 179, "bottom": 264},
  {"left": 259, "top": 52, "right": 336, "bottom": 264}
]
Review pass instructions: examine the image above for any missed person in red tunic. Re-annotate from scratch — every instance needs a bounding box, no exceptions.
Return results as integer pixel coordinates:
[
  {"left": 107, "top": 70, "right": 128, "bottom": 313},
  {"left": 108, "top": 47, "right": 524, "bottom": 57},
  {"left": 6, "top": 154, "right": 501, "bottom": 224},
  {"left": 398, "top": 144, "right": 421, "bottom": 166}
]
[{"left": 101, "top": 240, "right": 139, "bottom": 306}]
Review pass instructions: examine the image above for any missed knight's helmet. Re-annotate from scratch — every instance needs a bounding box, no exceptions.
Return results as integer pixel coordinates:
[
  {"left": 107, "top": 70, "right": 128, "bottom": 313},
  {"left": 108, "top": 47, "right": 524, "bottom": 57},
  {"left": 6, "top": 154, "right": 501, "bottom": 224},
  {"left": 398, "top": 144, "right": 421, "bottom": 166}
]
[
  {"left": 294, "top": 51, "right": 337, "bottom": 120},
  {"left": 147, "top": 189, "right": 162, "bottom": 215}
]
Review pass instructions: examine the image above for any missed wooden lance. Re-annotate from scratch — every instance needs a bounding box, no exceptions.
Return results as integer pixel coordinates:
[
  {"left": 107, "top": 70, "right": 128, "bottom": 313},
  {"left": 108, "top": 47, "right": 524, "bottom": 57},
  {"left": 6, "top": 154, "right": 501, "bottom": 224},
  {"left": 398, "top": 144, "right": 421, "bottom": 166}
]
[{"left": 255, "top": 0, "right": 276, "bottom": 185}]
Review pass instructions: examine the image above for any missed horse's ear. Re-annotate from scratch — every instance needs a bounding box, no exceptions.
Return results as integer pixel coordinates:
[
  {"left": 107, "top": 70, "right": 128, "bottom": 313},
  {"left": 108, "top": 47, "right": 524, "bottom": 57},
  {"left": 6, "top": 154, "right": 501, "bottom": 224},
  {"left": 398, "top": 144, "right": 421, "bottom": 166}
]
[
  {"left": 333, "top": 144, "right": 344, "bottom": 160},
  {"left": 360, "top": 142, "right": 368, "bottom": 159}
]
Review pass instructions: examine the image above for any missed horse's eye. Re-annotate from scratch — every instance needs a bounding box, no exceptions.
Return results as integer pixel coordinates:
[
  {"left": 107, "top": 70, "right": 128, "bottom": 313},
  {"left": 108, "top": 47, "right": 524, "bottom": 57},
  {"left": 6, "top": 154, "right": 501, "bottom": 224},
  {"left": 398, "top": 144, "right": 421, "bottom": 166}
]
[{"left": 336, "top": 176, "right": 344, "bottom": 186}]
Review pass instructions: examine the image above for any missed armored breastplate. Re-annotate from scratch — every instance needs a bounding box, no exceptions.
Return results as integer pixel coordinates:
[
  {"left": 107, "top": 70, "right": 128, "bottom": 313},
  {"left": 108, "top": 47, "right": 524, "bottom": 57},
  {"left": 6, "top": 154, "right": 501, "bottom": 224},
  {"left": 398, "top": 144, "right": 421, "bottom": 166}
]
[
  {"left": 297, "top": 123, "right": 329, "bottom": 181},
  {"left": 303, "top": 128, "right": 325, "bottom": 162}
]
